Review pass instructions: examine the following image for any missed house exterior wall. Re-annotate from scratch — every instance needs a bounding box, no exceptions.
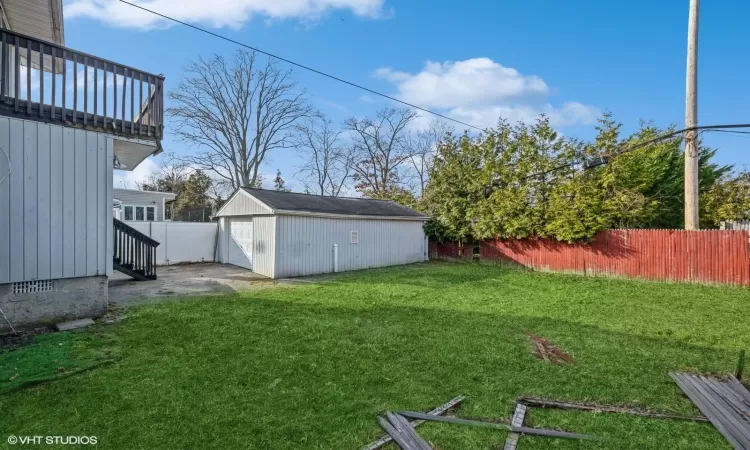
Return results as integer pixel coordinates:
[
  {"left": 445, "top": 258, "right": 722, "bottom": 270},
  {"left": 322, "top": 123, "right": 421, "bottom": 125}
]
[
  {"left": 218, "top": 191, "right": 271, "bottom": 216},
  {"left": 114, "top": 189, "right": 173, "bottom": 221},
  {"left": 0, "top": 117, "right": 113, "bottom": 285},
  {"left": 274, "top": 215, "right": 427, "bottom": 278},
  {"left": 0, "top": 276, "right": 107, "bottom": 333}
]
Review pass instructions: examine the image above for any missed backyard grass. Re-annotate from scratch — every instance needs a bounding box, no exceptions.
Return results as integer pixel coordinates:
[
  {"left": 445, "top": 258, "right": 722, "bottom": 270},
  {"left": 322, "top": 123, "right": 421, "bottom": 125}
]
[{"left": 2, "top": 261, "right": 750, "bottom": 449}]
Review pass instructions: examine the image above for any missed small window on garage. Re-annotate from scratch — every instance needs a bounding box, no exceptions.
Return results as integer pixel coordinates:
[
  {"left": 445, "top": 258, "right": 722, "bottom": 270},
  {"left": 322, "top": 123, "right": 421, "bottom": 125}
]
[{"left": 350, "top": 230, "right": 359, "bottom": 244}]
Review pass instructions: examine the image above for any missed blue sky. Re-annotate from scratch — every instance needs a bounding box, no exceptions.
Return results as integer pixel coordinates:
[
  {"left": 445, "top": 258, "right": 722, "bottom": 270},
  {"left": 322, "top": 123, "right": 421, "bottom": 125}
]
[{"left": 61, "top": 0, "right": 750, "bottom": 190}]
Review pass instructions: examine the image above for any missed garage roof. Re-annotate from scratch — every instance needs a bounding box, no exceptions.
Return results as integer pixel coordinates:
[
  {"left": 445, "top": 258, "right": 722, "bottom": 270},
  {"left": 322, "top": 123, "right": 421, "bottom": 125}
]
[{"left": 222, "top": 188, "right": 429, "bottom": 220}]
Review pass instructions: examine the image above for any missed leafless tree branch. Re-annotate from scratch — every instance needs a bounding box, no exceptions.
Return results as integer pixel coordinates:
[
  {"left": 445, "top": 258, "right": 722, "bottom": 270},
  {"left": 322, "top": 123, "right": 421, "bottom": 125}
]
[
  {"left": 168, "top": 50, "right": 312, "bottom": 191},
  {"left": 343, "top": 107, "right": 419, "bottom": 196}
]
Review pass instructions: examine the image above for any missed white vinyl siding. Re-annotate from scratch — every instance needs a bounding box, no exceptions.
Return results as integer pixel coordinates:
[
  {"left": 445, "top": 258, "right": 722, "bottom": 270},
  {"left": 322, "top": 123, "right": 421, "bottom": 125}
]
[
  {"left": 217, "top": 190, "right": 271, "bottom": 216},
  {"left": 252, "top": 216, "right": 276, "bottom": 278},
  {"left": 274, "top": 215, "right": 426, "bottom": 278},
  {"left": 0, "top": 118, "right": 113, "bottom": 283},
  {"left": 218, "top": 215, "right": 276, "bottom": 278}
]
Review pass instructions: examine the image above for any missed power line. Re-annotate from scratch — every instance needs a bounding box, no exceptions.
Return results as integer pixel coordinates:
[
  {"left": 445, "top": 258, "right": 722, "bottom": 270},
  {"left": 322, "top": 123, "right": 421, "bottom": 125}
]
[
  {"left": 705, "top": 129, "right": 750, "bottom": 135},
  {"left": 118, "top": 0, "right": 485, "bottom": 132},
  {"left": 526, "top": 123, "right": 750, "bottom": 180}
]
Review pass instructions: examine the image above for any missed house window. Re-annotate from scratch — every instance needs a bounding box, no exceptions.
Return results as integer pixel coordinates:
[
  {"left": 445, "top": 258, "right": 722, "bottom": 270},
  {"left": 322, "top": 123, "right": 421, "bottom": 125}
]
[
  {"left": 350, "top": 230, "right": 359, "bottom": 244},
  {"left": 123, "top": 205, "right": 156, "bottom": 222}
]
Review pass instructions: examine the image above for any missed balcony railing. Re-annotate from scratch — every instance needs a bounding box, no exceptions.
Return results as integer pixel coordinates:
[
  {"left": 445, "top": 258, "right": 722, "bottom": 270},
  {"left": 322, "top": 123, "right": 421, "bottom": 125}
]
[{"left": 0, "top": 29, "right": 164, "bottom": 141}]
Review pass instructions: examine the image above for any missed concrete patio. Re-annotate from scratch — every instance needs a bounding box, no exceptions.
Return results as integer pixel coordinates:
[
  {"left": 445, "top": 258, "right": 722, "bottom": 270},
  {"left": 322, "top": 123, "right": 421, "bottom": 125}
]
[{"left": 108, "top": 263, "right": 272, "bottom": 306}]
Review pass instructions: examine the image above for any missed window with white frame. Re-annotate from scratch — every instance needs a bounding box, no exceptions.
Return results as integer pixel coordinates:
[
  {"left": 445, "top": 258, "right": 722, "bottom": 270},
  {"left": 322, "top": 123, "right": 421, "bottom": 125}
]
[
  {"left": 123, "top": 205, "right": 157, "bottom": 222},
  {"left": 350, "top": 230, "right": 359, "bottom": 244}
]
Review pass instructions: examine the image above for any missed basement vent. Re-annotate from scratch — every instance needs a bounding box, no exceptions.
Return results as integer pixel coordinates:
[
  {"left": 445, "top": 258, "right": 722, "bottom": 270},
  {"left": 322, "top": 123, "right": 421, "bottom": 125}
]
[
  {"left": 13, "top": 279, "right": 54, "bottom": 294},
  {"left": 350, "top": 230, "right": 359, "bottom": 244}
]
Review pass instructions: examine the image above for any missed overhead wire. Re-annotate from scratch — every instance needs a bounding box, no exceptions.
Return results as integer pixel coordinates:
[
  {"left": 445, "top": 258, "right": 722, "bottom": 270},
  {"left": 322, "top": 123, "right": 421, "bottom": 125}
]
[
  {"left": 118, "top": 0, "right": 486, "bottom": 132},
  {"left": 524, "top": 123, "right": 750, "bottom": 180},
  {"left": 117, "top": 1, "right": 750, "bottom": 181}
]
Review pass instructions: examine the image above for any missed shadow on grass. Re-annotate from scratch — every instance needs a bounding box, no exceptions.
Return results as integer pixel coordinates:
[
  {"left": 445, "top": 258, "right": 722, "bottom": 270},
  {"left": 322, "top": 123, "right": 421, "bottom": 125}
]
[{"left": 0, "top": 292, "right": 736, "bottom": 450}]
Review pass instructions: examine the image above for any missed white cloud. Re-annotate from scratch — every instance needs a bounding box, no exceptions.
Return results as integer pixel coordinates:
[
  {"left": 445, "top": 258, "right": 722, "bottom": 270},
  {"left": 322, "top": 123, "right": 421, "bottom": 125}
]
[
  {"left": 374, "top": 58, "right": 548, "bottom": 109},
  {"left": 374, "top": 58, "right": 599, "bottom": 129},
  {"left": 113, "top": 156, "right": 159, "bottom": 188},
  {"left": 65, "top": 0, "right": 387, "bottom": 29}
]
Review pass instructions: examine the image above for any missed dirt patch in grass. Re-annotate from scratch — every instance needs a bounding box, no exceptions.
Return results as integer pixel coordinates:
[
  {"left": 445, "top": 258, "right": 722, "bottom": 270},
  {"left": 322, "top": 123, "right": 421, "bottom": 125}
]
[
  {"left": 526, "top": 331, "right": 574, "bottom": 365},
  {"left": 0, "top": 327, "right": 54, "bottom": 352}
]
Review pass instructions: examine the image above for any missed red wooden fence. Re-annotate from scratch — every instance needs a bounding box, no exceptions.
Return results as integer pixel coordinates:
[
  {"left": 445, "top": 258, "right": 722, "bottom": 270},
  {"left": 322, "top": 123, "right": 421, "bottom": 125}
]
[{"left": 430, "top": 230, "right": 750, "bottom": 286}]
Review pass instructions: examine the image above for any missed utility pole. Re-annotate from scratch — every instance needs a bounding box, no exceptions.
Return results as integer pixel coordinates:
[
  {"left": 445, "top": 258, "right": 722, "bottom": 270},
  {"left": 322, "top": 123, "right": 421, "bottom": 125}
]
[{"left": 684, "top": 0, "right": 700, "bottom": 230}]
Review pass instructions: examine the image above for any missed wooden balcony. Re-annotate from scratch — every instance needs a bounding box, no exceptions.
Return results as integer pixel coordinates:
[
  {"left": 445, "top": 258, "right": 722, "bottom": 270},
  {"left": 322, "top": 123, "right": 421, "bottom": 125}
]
[{"left": 0, "top": 28, "right": 164, "bottom": 142}]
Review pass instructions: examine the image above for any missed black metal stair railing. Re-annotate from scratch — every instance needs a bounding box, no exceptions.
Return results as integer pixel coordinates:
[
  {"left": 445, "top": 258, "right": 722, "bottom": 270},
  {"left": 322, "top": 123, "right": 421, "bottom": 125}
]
[{"left": 113, "top": 218, "right": 159, "bottom": 280}]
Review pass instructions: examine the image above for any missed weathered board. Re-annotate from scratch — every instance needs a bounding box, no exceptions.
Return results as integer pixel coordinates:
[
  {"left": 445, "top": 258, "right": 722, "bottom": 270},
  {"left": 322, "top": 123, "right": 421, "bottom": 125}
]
[
  {"left": 360, "top": 395, "right": 465, "bottom": 450},
  {"left": 670, "top": 372, "right": 750, "bottom": 449},
  {"left": 504, "top": 403, "right": 527, "bottom": 450}
]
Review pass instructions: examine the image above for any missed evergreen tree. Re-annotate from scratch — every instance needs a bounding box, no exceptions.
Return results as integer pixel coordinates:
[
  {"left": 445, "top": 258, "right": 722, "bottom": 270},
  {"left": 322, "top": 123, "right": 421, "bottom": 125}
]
[{"left": 273, "top": 170, "right": 290, "bottom": 192}]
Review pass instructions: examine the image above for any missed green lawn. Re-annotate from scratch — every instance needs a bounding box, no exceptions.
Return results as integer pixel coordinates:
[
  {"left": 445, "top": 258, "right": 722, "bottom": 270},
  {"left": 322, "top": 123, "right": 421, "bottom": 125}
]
[{"left": 2, "top": 261, "right": 750, "bottom": 449}]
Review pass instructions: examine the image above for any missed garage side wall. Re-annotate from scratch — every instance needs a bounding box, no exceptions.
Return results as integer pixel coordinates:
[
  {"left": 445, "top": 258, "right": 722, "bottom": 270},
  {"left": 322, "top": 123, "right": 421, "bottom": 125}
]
[{"left": 274, "top": 216, "right": 426, "bottom": 278}]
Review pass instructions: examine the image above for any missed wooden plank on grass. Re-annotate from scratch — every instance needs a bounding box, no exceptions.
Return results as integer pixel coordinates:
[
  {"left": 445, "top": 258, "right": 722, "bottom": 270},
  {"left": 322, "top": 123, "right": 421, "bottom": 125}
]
[
  {"left": 360, "top": 395, "right": 465, "bottom": 450},
  {"left": 519, "top": 397, "right": 708, "bottom": 422},
  {"left": 670, "top": 372, "right": 749, "bottom": 450},
  {"left": 386, "top": 412, "right": 432, "bottom": 450},
  {"left": 681, "top": 374, "right": 750, "bottom": 449},
  {"left": 504, "top": 403, "right": 527, "bottom": 450},
  {"left": 378, "top": 416, "right": 419, "bottom": 450},
  {"left": 727, "top": 376, "right": 750, "bottom": 406},
  {"left": 397, "top": 411, "right": 599, "bottom": 441}
]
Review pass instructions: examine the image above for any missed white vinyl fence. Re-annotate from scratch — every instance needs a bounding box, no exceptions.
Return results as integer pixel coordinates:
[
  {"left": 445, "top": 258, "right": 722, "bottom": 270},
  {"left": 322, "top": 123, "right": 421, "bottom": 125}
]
[
  {"left": 123, "top": 221, "right": 219, "bottom": 265},
  {"left": 721, "top": 220, "right": 750, "bottom": 232}
]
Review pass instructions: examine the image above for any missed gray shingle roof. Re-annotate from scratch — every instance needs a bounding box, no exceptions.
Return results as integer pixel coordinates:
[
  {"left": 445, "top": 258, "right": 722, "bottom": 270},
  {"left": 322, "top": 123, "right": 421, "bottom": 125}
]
[{"left": 240, "top": 188, "right": 429, "bottom": 219}]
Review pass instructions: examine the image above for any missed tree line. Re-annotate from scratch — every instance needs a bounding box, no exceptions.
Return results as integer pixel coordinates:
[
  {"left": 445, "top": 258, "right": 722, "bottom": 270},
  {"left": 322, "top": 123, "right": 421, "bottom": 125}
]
[
  {"left": 142, "top": 49, "right": 749, "bottom": 237},
  {"left": 424, "top": 115, "right": 750, "bottom": 242}
]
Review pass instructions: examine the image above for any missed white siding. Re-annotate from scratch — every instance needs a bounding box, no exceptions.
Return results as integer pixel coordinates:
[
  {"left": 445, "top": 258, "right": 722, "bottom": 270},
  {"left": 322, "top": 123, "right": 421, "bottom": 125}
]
[
  {"left": 113, "top": 189, "right": 174, "bottom": 221},
  {"left": 218, "top": 190, "right": 271, "bottom": 216},
  {"left": 217, "top": 215, "right": 276, "bottom": 278},
  {"left": 252, "top": 216, "right": 276, "bottom": 278},
  {"left": 0, "top": 118, "right": 112, "bottom": 283},
  {"left": 274, "top": 215, "right": 426, "bottom": 278}
]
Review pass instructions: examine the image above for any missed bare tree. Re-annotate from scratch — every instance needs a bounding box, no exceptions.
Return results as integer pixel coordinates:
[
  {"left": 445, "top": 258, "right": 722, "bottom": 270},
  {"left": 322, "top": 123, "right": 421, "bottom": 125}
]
[
  {"left": 344, "top": 108, "right": 419, "bottom": 197},
  {"left": 293, "top": 113, "right": 352, "bottom": 196},
  {"left": 136, "top": 155, "right": 192, "bottom": 195},
  {"left": 407, "top": 119, "right": 453, "bottom": 197},
  {"left": 168, "top": 50, "right": 312, "bottom": 191}
]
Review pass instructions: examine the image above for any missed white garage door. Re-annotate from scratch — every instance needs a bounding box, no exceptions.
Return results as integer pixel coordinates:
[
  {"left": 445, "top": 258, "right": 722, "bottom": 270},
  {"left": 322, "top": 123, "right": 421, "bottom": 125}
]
[{"left": 228, "top": 218, "right": 253, "bottom": 269}]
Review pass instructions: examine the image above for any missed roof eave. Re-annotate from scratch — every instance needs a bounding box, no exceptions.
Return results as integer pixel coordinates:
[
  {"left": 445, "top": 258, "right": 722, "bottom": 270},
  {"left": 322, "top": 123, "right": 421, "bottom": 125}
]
[{"left": 273, "top": 209, "right": 429, "bottom": 221}]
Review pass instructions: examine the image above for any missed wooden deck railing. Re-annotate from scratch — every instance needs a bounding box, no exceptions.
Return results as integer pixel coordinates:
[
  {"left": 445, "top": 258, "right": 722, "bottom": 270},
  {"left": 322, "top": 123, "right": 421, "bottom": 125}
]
[{"left": 0, "top": 29, "right": 164, "bottom": 141}]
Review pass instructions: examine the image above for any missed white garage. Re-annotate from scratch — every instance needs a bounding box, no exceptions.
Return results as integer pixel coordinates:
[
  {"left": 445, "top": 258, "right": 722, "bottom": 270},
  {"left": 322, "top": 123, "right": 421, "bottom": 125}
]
[{"left": 215, "top": 188, "right": 429, "bottom": 278}]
